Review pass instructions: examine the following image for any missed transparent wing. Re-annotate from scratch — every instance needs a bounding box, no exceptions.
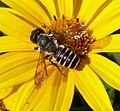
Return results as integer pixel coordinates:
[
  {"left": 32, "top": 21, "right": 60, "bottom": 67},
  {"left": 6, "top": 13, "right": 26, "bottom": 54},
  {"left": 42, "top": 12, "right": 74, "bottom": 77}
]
[
  {"left": 34, "top": 52, "right": 48, "bottom": 88},
  {"left": 59, "top": 66, "right": 69, "bottom": 76}
]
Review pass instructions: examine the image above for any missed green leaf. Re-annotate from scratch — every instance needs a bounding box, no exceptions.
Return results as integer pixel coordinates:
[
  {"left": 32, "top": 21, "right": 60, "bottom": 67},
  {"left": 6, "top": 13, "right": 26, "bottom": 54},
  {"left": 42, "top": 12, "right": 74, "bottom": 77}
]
[
  {"left": 114, "top": 105, "right": 120, "bottom": 111},
  {"left": 102, "top": 81, "right": 115, "bottom": 104},
  {"left": 0, "top": 1, "right": 9, "bottom": 7},
  {"left": 107, "top": 53, "right": 120, "bottom": 65}
]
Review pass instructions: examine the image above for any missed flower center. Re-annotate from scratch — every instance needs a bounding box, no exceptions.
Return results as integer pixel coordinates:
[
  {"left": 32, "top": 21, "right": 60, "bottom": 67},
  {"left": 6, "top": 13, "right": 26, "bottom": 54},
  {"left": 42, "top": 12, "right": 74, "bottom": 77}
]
[
  {"left": 44, "top": 16, "right": 95, "bottom": 58},
  {"left": 0, "top": 100, "right": 8, "bottom": 111}
]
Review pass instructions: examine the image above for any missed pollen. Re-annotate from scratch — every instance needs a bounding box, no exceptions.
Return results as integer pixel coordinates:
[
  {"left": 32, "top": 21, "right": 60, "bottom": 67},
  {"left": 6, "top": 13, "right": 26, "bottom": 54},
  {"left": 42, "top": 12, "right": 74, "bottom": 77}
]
[{"left": 45, "top": 16, "right": 95, "bottom": 57}]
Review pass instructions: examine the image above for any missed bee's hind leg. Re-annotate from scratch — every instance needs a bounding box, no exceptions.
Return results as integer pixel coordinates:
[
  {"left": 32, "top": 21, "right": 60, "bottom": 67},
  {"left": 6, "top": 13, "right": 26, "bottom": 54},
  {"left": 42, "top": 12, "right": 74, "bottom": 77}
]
[{"left": 49, "top": 57, "right": 68, "bottom": 76}]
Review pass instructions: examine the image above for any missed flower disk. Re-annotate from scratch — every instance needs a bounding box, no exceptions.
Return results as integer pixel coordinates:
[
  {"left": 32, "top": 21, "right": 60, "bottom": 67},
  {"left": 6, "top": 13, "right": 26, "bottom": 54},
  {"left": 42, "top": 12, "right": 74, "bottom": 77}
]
[
  {"left": 45, "top": 16, "right": 95, "bottom": 57},
  {"left": 0, "top": 0, "right": 120, "bottom": 111}
]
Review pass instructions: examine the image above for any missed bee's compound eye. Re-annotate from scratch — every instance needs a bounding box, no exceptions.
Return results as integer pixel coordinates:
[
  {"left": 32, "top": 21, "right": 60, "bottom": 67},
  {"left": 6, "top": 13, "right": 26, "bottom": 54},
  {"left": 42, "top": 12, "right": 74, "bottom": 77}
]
[
  {"left": 30, "top": 28, "right": 45, "bottom": 44},
  {"left": 38, "top": 36, "right": 50, "bottom": 48}
]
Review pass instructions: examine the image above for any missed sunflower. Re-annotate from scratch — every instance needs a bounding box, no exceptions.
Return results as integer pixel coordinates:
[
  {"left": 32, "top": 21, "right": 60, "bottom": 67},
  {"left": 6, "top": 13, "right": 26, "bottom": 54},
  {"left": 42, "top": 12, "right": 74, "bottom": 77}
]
[{"left": 0, "top": 0, "right": 120, "bottom": 111}]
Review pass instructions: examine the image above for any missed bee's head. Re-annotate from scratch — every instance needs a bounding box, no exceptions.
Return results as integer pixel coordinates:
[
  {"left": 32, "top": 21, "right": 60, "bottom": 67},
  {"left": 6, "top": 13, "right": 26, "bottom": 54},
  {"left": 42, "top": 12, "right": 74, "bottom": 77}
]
[
  {"left": 37, "top": 34, "right": 55, "bottom": 50},
  {"left": 30, "top": 28, "right": 45, "bottom": 44}
]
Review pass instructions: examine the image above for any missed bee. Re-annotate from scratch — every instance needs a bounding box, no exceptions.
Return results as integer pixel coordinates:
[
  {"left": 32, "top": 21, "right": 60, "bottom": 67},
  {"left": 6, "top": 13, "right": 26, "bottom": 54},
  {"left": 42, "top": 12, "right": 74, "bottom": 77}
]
[{"left": 30, "top": 28, "right": 80, "bottom": 88}]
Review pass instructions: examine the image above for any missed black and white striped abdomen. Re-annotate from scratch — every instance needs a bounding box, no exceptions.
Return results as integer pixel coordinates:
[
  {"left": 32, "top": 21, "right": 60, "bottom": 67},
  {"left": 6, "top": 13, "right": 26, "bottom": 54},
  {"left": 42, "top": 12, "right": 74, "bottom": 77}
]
[{"left": 52, "top": 45, "right": 80, "bottom": 69}]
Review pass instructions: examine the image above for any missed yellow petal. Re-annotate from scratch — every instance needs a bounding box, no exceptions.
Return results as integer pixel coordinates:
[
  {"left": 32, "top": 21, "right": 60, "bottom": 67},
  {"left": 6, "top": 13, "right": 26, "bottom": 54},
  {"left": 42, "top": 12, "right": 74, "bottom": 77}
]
[
  {"left": 0, "top": 87, "right": 13, "bottom": 99},
  {"left": 64, "top": 0, "right": 73, "bottom": 18},
  {"left": 2, "top": 67, "right": 56, "bottom": 110},
  {"left": 33, "top": 70, "right": 61, "bottom": 111},
  {"left": 0, "top": 52, "right": 38, "bottom": 88},
  {"left": 57, "top": 0, "right": 65, "bottom": 17},
  {"left": 77, "top": 0, "right": 107, "bottom": 23},
  {"left": 10, "top": 81, "right": 35, "bottom": 111},
  {"left": 57, "top": 0, "right": 75, "bottom": 18},
  {"left": 40, "top": 0, "right": 57, "bottom": 19},
  {"left": 89, "top": 0, "right": 120, "bottom": 39},
  {"left": 90, "top": 34, "right": 120, "bottom": 53},
  {"left": 24, "top": 68, "right": 57, "bottom": 111},
  {"left": 33, "top": 71, "right": 67, "bottom": 111},
  {"left": 0, "top": 36, "right": 36, "bottom": 52},
  {"left": 3, "top": 91, "right": 16, "bottom": 110},
  {"left": 47, "top": 72, "right": 63, "bottom": 111},
  {"left": 2, "top": 85, "right": 23, "bottom": 110},
  {"left": 2, "top": 0, "right": 51, "bottom": 26},
  {"left": 87, "top": 0, "right": 113, "bottom": 25},
  {"left": 0, "top": 85, "right": 21, "bottom": 100},
  {"left": 60, "top": 71, "right": 74, "bottom": 111},
  {"left": 53, "top": 74, "right": 67, "bottom": 111},
  {"left": 77, "top": 0, "right": 91, "bottom": 21},
  {"left": 73, "top": 63, "right": 113, "bottom": 111},
  {"left": 25, "top": 68, "right": 73, "bottom": 111},
  {"left": 73, "top": 0, "right": 82, "bottom": 17},
  {"left": 0, "top": 52, "right": 15, "bottom": 60},
  {"left": 88, "top": 54, "right": 120, "bottom": 91},
  {"left": 53, "top": 71, "right": 74, "bottom": 111},
  {"left": 0, "top": 9, "right": 33, "bottom": 42},
  {"left": 2, "top": 8, "right": 38, "bottom": 27},
  {"left": 89, "top": 0, "right": 120, "bottom": 27}
]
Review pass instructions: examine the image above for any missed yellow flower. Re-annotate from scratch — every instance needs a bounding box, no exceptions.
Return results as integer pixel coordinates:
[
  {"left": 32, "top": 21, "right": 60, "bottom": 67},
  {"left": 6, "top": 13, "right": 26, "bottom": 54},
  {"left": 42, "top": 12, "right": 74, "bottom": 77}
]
[{"left": 0, "top": 0, "right": 120, "bottom": 111}]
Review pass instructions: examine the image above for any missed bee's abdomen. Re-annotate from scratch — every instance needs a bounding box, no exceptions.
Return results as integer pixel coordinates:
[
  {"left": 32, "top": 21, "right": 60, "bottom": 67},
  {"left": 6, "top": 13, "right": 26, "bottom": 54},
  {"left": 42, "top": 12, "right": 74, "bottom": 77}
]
[{"left": 53, "top": 46, "right": 80, "bottom": 69}]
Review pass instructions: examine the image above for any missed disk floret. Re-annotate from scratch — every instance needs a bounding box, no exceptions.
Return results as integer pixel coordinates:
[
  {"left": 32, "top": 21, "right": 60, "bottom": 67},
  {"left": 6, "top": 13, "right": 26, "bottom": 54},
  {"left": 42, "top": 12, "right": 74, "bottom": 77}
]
[{"left": 45, "top": 16, "right": 95, "bottom": 57}]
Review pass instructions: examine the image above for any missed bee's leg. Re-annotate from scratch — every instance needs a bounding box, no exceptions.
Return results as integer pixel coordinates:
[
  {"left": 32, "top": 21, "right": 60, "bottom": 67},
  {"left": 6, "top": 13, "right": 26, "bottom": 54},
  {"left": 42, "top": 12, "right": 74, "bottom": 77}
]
[
  {"left": 49, "top": 57, "right": 59, "bottom": 67},
  {"left": 45, "top": 55, "right": 50, "bottom": 59},
  {"left": 49, "top": 57, "right": 66, "bottom": 76},
  {"left": 34, "top": 47, "right": 41, "bottom": 51},
  {"left": 45, "top": 55, "right": 53, "bottom": 65},
  {"left": 34, "top": 47, "right": 39, "bottom": 50}
]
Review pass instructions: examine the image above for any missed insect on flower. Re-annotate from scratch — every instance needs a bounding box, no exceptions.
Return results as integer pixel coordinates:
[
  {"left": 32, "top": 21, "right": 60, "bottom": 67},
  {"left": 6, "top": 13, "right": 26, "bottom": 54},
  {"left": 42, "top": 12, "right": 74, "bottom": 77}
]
[
  {"left": 30, "top": 28, "right": 80, "bottom": 88},
  {"left": 1, "top": 1, "right": 120, "bottom": 110}
]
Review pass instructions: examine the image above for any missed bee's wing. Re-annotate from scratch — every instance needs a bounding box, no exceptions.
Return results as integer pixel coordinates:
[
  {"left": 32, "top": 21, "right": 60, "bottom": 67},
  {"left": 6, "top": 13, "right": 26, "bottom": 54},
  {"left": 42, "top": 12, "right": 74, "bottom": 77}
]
[
  {"left": 34, "top": 52, "right": 48, "bottom": 88},
  {"left": 59, "top": 66, "right": 69, "bottom": 76}
]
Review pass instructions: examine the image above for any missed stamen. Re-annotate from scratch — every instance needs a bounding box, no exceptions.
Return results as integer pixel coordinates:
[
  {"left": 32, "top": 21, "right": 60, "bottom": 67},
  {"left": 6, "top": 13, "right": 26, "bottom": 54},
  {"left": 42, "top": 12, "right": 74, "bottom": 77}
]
[
  {"left": 42, "top": 23, "right": 46, "bottom": 28},
  {"left": 62, "top": 15, "right": 65, "bottom": 20},
  {"left": 76, "top": 18, "right": 79, "bottom": 23},
  {"left": 45, "top": 16, "right": 95, "bottom": 58},
  {"left": 53, "top": 15, "right": 57, "bottom": 21}
]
